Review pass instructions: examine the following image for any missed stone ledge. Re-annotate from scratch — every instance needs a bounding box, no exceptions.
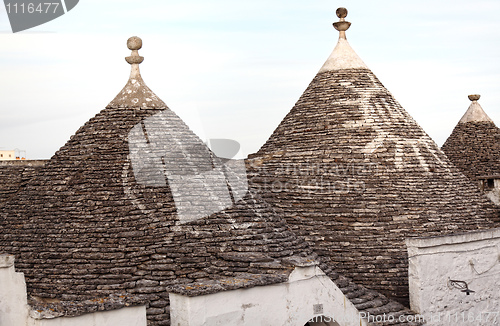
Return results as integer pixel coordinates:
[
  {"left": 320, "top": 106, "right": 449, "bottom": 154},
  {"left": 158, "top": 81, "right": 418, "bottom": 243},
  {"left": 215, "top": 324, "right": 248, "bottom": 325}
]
[
  {"left": 0, "top": 160, "right": 47, "bottom": 167},
  {"left": 29, "top": 293, "right": 144, "bottom": 319},
  {"left": 167, "top": 272, "right": 290, "bottom": 297},
  {"left": 406, "top": 227, "right": 500, "bottom": 249}
]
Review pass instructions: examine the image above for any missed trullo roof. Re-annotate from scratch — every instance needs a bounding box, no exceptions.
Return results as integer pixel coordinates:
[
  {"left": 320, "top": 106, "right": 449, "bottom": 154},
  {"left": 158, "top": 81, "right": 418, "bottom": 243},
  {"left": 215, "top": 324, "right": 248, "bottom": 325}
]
[
  {"left": 247, "top": 8, "right": 500, "bottom": 305},
  {"left": 442, "top": 94, "right": 500, "bottom": 181},
  {"left": 0, "top": 36, "right": 317, "bottom": 326}
]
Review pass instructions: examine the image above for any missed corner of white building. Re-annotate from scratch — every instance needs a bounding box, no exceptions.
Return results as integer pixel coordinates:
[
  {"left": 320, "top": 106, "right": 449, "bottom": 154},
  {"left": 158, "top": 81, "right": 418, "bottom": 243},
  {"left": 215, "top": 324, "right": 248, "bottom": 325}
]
[
  {"left": 169, "top": 265, "right": 367, "bottom": 326},
  {"left": 406, "top": 228, "right": 500, "bottom": 326}
]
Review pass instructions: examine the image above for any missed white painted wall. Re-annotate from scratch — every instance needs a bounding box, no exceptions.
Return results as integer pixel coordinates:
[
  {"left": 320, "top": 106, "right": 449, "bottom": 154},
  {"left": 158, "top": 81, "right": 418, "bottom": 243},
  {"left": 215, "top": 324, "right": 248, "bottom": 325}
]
[
  {"left": 0, "top": 150, "right": 16, "bottom": 160},
  {"left": 0, "top": 254, "right": 147, "bottom": 326},
  {"left": 407, "top": 228, "right": 500, "bottom": 326},
  {"left": 0, "top": 254, "right": 30, "bottom": 326},
  {"left": 169, "top": 266, "right": 367, "bottom": 326}
]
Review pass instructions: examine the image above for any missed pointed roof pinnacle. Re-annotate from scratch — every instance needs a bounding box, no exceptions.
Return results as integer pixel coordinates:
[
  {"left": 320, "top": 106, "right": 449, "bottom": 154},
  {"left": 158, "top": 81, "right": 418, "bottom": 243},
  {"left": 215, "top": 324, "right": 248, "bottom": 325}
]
[
  {"left": 318, "top": 7, "right": 368, "bottom": 73},
  {"left": 126, "top": 36, "right": 144, "bottom": 79},
  {"left": 107, "top": 36, "right": 166, "bottom": 109},
  {"left": 333, "top": 7, "right": 351, "bottom": 39},
  {"left": 459, "top": 94, "right": 494, "bottom": 123}
]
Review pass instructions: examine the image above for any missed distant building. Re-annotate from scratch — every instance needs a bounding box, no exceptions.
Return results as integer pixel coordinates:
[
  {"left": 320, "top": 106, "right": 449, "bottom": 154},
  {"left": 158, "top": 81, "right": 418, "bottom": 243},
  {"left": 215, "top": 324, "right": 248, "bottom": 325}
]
[
  {"left": 442, "top": 95, "right": 500, "bottom": 205},
  {"left": 0, "top": 149, "right": 26, "bottom": 161},
  {"left": 0, "top": 150, "right": 15, "bottom": 160}
]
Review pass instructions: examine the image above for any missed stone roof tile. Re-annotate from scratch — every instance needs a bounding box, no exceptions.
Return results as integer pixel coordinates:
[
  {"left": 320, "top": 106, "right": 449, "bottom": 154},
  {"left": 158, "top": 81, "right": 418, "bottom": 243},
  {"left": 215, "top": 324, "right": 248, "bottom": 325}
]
[{"left": 0, "top": 160, "right": 46, "bottom": 206}]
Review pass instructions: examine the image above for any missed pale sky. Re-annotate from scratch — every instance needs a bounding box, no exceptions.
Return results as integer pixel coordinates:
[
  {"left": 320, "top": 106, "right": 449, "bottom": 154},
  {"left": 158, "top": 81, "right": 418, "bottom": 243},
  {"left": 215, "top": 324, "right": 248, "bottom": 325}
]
[{"left": 1, "top": 0, "right": 499, "bottom": 159}]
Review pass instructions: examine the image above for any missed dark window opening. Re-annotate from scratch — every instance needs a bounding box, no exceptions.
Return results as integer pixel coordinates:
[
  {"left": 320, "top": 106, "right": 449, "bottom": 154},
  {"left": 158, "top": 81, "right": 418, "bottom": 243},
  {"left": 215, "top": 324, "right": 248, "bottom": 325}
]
[
  {"left": 304, "top": 315, "right": 340, "bottom": 326},
  {"left": 487, "top": 178, "right": 495, "bottom": 189}
]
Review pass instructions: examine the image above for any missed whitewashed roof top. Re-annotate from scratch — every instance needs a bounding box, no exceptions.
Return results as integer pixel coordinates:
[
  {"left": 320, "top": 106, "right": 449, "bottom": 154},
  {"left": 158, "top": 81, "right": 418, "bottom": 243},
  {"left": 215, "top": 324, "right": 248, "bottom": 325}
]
[
  {"left": 318, "top": 8, "right": 367, "bottom": 73},
  {"left": 459, "top": 94, "right": 494, "bottom": 123}
]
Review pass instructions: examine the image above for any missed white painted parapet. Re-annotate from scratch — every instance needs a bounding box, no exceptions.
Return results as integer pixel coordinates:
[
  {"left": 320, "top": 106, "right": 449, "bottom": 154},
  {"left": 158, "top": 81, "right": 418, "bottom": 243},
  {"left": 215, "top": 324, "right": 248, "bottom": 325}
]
[
  {"left": 170, "top": 266, "right": 367, "bottom": 326},
  {"left": 407, "top": 228, "right": 500, "bottom": 326},
  {"left": 0, "top": 254, "right": 30, "bottom": 326}
]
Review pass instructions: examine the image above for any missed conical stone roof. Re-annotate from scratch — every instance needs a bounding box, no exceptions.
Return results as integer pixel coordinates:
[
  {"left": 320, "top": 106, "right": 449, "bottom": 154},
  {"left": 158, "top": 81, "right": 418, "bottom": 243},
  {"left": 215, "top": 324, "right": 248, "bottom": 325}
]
[
  {"left": 442, "top": 95, "right": 500, "bottom": 181},
  {"left": 247, "top": 9, "right": 500, "bottom": 305},
  {"left": 0, "top": 37, "right": 317, "bottom": 326}
]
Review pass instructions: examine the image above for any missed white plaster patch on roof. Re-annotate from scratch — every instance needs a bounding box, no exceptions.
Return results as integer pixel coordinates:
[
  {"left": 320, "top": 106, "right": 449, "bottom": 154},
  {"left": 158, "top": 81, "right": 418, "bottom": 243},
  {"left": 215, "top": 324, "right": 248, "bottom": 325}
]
[
  {"left": 337, "top": 79, "right": 450, "bottom": 173},
  {"left": 459, "top": 95, "right": 494, "bottom": 123},
  {"left": 361, "top": 132, "right": 448, "bottom": 173},
  {"left": 318, "top": 37, "right": 368, "bottom": 73}
]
